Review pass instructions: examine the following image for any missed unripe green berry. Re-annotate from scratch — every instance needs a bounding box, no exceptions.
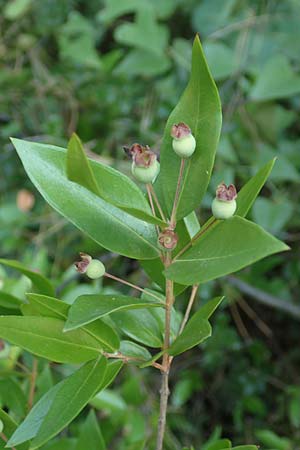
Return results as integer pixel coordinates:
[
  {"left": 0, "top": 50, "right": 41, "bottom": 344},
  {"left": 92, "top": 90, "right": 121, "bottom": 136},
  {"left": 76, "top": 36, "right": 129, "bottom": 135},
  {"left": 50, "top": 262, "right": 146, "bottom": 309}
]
[
  {"left": 172, "top": 134, "right": 196, "bottom": 158},
  {"left": 86, "top": 260, "right": 105, "bottom": 279},
  {"left": 212, "top": 198, "right": 236, "bottom": 219},
  {"left": 131, "top": 160, "right": 160, "bottom": 184}
]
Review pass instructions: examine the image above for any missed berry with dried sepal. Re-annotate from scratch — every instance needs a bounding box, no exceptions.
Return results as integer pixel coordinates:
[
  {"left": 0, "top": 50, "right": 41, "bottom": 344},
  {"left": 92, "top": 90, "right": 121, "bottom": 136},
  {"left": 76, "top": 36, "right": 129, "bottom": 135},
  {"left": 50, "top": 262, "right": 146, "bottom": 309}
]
[
  {"left": 158, "top": 229, "right": 178, "bottom": 251},
  {"left": 127, "top": 143, "right": 160, "bottom": 183},
  {"left": 171, "top": 122, "right": 196, "bottom": 158},
  {"left": 211, "top": 183, "right": 237, "bottom": 219},
  {"left": 75, "top": 253, "right": 105, "bottom": 279}
]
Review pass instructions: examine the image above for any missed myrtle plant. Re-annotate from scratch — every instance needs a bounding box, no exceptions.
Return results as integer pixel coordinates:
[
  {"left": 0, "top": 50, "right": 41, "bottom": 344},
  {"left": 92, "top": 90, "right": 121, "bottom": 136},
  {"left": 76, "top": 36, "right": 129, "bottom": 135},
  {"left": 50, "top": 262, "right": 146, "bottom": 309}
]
[{"left": 0, "top": 36, "right": 288, "bottom": 450}]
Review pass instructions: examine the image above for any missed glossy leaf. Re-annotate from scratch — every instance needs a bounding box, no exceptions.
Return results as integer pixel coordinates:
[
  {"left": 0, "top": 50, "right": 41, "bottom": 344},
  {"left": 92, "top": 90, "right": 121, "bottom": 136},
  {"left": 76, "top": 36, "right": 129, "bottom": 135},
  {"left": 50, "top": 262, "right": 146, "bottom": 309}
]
[
  {"left": 236, "top": 158, "right": 276, "bottom": 217},
  {"left": 75, "top": 410, "right": 106, "bottom": 450},
  {"left": 67, "top": 133, "right": 101, "bottom": 196},
  {"left": 8, "top": 358, "right": 107, "bottom": 449},
  {"left": 0, "top": 291, "right": 23, "bottom": 310},
  {"left": 0, "top": 409, "right": 28, "bottom": 450},
  {"left": 66, "top": 134, "right": 165, "bottom": 227},
  {"left": 168, "top": 317, "right": 211, "bottom": 356},
  {"left": 206, "top": 440, "right": 231, "bottom": 450},
  {"left": 0, "top": 316, "right": 104, "bottom": 363},
  {"left": 11, "top": 139, "right": 159, "bottom": 260},
  {"left": 165, "top": 217, "right": 289, "bottom": 285},
  {"left": 64, "top": 294, "right": 164, "bottom": 331},
  {"left": 0, "top": 259, "right": 54, "bottom": 297},
  {"left": 24, "top": 293, "right": 120, "bottom": 352},
  {"left": 98, "top": 360, "right": 123, "bottom": 391},
  {"left": 195, "top": 296, "right": 224, "bottom": 320},
  {"left": 231, "top": 447, "right": 258, "bottom": 450},
  {"left": 120, "top": 340, "right": 152, "bottom": 362},
  {"left": 155, "top": 35, "right": 222, "bottom": 220},
  {"left": 111, "top": 308, "right": 163, "bottom": 348}
]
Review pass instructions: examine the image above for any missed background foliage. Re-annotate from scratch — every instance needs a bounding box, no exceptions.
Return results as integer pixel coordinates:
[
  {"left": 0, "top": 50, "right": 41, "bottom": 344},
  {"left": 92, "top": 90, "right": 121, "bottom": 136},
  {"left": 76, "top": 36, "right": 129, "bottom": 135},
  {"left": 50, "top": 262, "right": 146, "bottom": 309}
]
[{"left": 1, "top": 0, "right": 300, "bottom": 448}]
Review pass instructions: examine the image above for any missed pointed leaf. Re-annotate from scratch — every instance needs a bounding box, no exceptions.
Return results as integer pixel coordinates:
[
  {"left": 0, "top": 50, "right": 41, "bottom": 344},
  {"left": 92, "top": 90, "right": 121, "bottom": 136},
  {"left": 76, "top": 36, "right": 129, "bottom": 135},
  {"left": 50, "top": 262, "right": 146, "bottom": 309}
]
[
  {"left": 168, "top": 318, "right": 211, "bottom": 356},
  {"left": 0, "top": 409, "right": 28, "bottom": 450},
  {"left": 111, "top": 309, "right": 163, "bottom": 348},
  {"left": 11, "top": 139, "right": 159, "bottom": 260},
  {"left": 0, "top": 259, "right": 54, "bottom": 297},
  {"left": 0, "top": 316, "right": 104, "bottom": 363},
  {"left": 67, "top": 133, "right": 101, "bottom": 196},
  {"left": 75, "top": 410, "right": 106, "bottom": 450},
  {"left": 8, "top": 358, "right": 107, "bottom": 449},
  {"left": 196, "top": 296, "right": 224, "bottom": 320},
  {"left": 236, "top": 158, "right": 276, "bottom": 217},
  {"left": 24, "top": 293, "right": 120, "bottom": 352},
  {"left": 66, "top": 134, "right": 166, "bottom": 227},
  {"left": 165, "top": 217, "right": 289, "bottom": 285},
  {"left": 64, "top": 294, "right": 164, "bottom": 331},
  {"left": 155, "top": 35, "right": 222, "bottom": 219}
]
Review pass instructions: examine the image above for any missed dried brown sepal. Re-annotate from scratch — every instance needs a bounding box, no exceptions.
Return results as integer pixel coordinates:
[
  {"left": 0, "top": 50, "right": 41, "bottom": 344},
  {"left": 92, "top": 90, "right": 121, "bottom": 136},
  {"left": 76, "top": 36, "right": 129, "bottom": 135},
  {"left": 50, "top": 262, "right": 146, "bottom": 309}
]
[
  {"left": 75, "top": 252, "right": 92, "bottom": 273},
  {"left": 216, "top": 183, "right": 237, "bottom": 201},
  {"left": 170, "top": 122, "right": 192, "bottom": 140},
  {"left": 125, "top": 143, "right": 157, "bottom": 167}
]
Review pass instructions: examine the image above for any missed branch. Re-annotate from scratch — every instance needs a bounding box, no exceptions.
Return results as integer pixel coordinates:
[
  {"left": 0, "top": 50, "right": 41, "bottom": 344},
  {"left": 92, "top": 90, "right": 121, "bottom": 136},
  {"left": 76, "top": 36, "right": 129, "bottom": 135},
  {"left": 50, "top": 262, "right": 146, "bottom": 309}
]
[{"left": 227, "top": 276, "right": 300, "bottom": 319}]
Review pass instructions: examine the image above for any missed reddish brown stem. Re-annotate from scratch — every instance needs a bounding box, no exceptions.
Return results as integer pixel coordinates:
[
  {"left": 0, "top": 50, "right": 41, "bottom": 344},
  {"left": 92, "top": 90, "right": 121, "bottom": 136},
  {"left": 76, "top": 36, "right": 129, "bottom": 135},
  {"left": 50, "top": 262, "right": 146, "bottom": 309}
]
[
  {"left": 174, "top": 218, "right": 217, "bottom": 261},
  {"left": 104, "top": 272, "right": 163, "bottom": 303}
]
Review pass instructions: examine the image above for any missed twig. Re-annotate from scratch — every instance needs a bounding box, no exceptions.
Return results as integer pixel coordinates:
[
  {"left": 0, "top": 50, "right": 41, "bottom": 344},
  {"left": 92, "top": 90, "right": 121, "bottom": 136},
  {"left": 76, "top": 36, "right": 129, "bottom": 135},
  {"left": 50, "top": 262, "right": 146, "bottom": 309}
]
[
  {"left": 103, "top": 352, "right": 163, "bottom": 371},
  {"left": 146, "top": 184, "right": 156, "bottom": 218},
  {"left": 170, "top": 159, "right": 185, "bottom": 229},
  {"left": 227, "top": 276, "right": 300, "bottom": 320},
  {"left": 27, "top": 358, "right": 38, "bottom": 411},
  {"left": 178, "top": 285, "right": 199, "bottom": 335},
  {"left": 156, "top": 253, "right": 173, "bottom": 450},
  {"left": 238, "top": 297, "right": 272, "bottom": 337},
  {"left": 148, "top": 184, "right": 167, "bottom": 223},
  {"left": 229, "top": 301, "right": 250, "bottom": 340},
  {"left": 173, "top": 218, "right": 217, "bottom": 261},
  {"left": 104, "top": 272, "right": 164, "bottom": 303}
]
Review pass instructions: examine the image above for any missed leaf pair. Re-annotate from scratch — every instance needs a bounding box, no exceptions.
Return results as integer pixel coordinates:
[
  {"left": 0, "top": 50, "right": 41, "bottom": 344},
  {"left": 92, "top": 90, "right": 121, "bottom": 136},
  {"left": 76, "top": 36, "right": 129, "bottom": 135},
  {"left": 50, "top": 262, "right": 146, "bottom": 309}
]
[{"left": 165, "top": 158, "right": 289, "bottom": 285}]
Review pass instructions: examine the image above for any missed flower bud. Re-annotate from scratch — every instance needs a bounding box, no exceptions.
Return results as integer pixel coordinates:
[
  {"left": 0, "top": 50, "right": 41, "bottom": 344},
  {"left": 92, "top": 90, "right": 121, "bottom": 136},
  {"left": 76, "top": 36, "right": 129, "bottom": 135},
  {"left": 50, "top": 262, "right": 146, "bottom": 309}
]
[
  {"left": 211, "top": 183, "right": 237, "bottom": 219},
  {"left": 75, "top": 253, "right": 105, "bottom": 279},
  {"left": 128, "top": 143, "right": 160, "bottom": 183},
  {"left": 171, "top": 122, "right": 196, "bottom": 158},
  {"left": 158, "top": 229, "right": 178, "bottom": 251}
]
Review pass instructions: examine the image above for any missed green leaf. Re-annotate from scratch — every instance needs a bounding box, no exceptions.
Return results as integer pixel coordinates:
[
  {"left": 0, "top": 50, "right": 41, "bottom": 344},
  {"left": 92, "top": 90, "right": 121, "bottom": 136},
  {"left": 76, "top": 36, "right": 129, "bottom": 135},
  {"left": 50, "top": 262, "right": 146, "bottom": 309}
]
[
  {"left": 0, "top": 259, "right": 54, "bottom": 297},
  {"left": 0, "top": 316, "right": 104, "bottom": 364},
  {"left": 120, "top": 340, "right": 152, "bottom": 363},
  {"left": 67, "top": 133, "right": 101, "bottom": 196},
  {"left": 0, "top": 291, "right": 23, "bottom": 310},
  {"left": 111, "top": 309, "right": 163, "bottom": 348},
  {"left": 8, "top": 358, "right": 107, "bottom": 449},
  {"left": 75, "top": 410, "right": 106, "bottom": 450},
  {"left": 232, "top": 447, "right": 258, "bottom": 450},
  {"left": 11, "top": 139, "right": 159, "bottom": 260},
  {"left": 98, "top": 360, "right": 123, "bottom": 391},
  {"left": 66, "top": 134, "right": 165, "bottom": 227},
  {"left": 206, "top": 439, "right": 232, "bottom": 450},
  {"left": 236, "top": 158, "right": 276, "bottom": 217},
  {"left": 0, "top": 409, "right": 28, "bottom": 450},
  {"left": 24, "top": 293, "right": 120, "bottom": 352},
  {"left": 64, "top": 294, "right": 164, "bottom": 331},
  {"left": 168, "top": 316, "right": 211, "bottom": 356},
  {"left": 250, "top": 55, "right": 300, "bottom": 101},
  {"left": 165, "top": 217, "right": 289, "bottom": 285},
  {"left": 195, "top": 296, "right": 224, "bottom": 320},
  {"left": 155, "top": 35, "right": 222, "bottom": 220}
]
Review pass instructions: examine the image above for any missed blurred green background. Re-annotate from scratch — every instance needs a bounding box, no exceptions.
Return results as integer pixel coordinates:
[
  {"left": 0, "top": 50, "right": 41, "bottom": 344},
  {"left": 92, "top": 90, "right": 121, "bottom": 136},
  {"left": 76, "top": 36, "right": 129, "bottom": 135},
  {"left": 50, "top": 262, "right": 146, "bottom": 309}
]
[{"left": 1, "top": 0, "right": 300, "bottom": 449}]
